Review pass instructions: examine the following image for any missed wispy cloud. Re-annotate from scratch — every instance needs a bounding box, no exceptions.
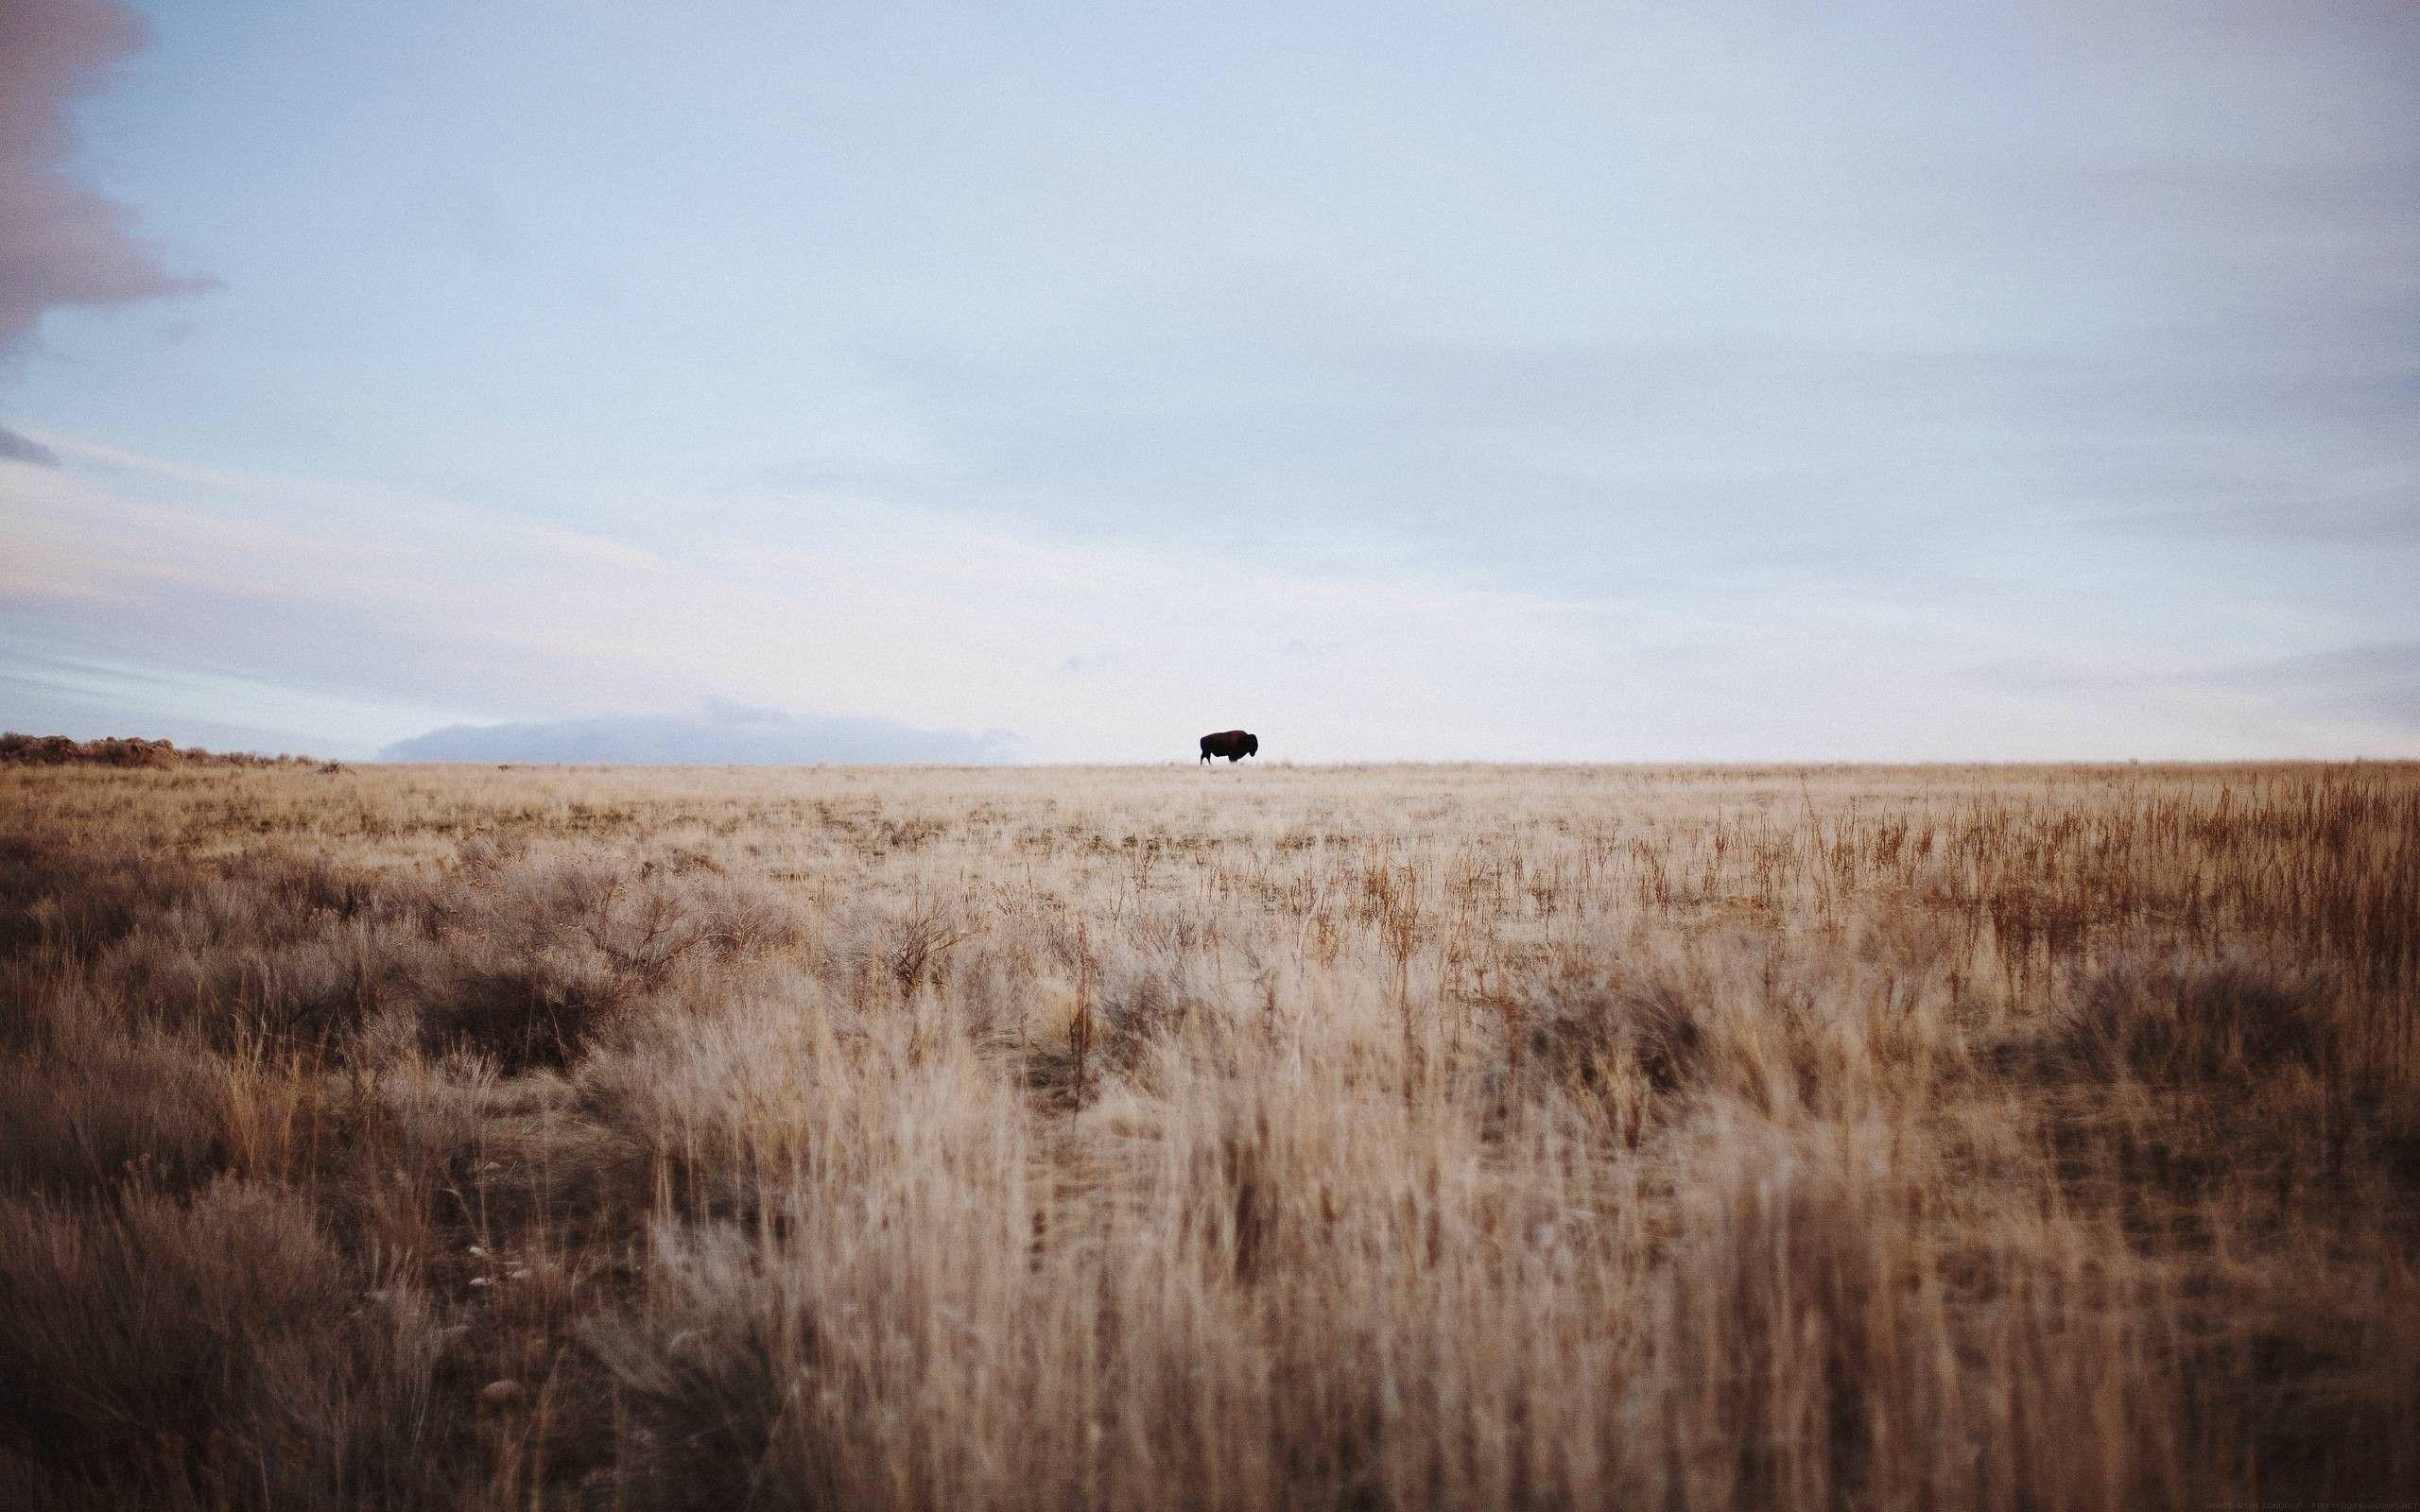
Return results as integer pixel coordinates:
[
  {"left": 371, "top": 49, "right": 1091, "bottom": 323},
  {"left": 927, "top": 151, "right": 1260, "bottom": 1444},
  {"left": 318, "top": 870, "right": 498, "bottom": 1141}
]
[
  {"left": 0, "top": 423, "right": 56, "bottom": 465},
  {"left": 0, "top": 639, "right": 426, "bottom": 758},
  {"left": 0, "top": 0, "right": 209, "bottom": 357},
  {"left": 9, "top": 428, "right": 2414, "bottom": 761},
  {"left": 1, "top": 434, "right": 1642, "bottom": 761},
  {"left": 382, "top": 704, "right": 1009, "bottom": 765},
  {"left": 1975, "top": 643, "right": 2420, "bottom": 736},
  {"left": 2206, "top": 643, "right": 2420, "bottom": 730},
  {"left": 2100, "top": 494, "right": 2420, "bottom": 549}
]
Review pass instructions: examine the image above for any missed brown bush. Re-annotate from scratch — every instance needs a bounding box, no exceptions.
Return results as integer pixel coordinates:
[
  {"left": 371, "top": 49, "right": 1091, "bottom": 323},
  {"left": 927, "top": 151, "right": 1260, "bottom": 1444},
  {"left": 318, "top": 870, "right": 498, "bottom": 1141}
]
[
  {"left": 1523, "top": 965, "right": 1708, "bottom": 1094},
  {"left": 2061, "top": 954, "right": 2344, "bottom": 1084},
  {"left": 0, "top": 731, "right": 306, "bottom": 767},
  {"left": 0, "top": 1180, "right": 454, "bottom": 1508},
  {"left": 421, "top": 956, "right": 629, "bottom": 1073},
  {"left": 0, "top": 1029, "right": 228, "bottom": 1195}
]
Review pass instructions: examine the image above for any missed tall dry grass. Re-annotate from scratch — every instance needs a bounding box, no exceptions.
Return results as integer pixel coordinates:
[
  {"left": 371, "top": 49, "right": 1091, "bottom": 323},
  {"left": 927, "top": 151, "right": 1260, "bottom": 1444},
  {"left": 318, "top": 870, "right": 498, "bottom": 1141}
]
[{"left": 1, "top": 761, "right": 2414, "bottom": 1509}]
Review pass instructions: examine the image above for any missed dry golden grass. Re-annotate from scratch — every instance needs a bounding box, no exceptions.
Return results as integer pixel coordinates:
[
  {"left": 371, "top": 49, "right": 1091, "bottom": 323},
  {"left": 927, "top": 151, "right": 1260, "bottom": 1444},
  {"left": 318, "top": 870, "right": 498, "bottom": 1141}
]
[{"left": 1, "top": 760, "right": 2415, "bottom": 1509}]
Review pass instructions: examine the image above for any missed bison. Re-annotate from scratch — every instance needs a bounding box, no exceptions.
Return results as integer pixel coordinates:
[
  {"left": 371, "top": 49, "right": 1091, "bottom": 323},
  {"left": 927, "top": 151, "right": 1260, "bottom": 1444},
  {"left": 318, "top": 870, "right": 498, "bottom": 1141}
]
[{"left": 1199, "top": 730, "right": 1259, "bottom": 764}]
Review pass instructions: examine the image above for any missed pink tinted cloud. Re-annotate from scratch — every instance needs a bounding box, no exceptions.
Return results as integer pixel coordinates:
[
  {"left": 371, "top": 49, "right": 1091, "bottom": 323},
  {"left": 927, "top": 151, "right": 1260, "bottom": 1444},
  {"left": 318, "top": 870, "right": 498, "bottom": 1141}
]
[{"left": 0, "top": 0, "right": 208, "bottom": 356}]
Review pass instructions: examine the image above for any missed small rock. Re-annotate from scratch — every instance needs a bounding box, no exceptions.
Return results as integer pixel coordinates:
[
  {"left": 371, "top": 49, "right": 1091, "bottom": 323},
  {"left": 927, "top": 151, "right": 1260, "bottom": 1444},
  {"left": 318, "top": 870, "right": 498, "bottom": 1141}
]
[{"left": 479, "top": 1379, "right": 527, "bottom": 1409}]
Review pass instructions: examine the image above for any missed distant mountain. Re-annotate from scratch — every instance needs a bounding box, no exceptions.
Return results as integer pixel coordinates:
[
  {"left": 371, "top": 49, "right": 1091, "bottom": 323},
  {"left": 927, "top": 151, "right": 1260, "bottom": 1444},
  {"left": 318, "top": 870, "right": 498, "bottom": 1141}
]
[{"left": 380, "top": 707, "right": 1010, "bottom": 765}]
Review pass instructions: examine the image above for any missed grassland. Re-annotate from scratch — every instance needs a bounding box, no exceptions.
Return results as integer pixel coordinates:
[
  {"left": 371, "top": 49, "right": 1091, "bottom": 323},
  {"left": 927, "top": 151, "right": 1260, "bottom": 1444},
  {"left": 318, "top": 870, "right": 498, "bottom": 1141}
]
[{"left": 2, "top": 760, "right": 2415, "bottom": 1510}]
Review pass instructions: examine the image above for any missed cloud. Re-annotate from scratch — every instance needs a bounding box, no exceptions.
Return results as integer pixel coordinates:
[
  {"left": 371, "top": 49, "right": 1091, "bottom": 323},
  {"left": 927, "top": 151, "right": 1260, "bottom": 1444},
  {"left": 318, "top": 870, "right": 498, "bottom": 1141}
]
[
  {"left": 1, "top": 434, "right": 1640, "bottom": 762},
  {"left": 1974, "top": 642, "right": 2420, "bottom": 735},
  {"left": 0, "top": 423, "right": 57, "bottom": 465},
  {"left": 0, "top": 649, "right": 340, "bottom": 758},
  {"left": 700, "top": 696, "right": 788, "bottom": 724},
  {"left": 0, "top": 0, "right": 208, "bottom": 357},
  {"left": 2205, "top": 643, "right": 2420, "bottom": 730},
  {"left": 380, "top": 705, "right": 1010, "bottom": 765},
  {"left": 2101, "top": 494, "right": 2420, "bottom": 549}
]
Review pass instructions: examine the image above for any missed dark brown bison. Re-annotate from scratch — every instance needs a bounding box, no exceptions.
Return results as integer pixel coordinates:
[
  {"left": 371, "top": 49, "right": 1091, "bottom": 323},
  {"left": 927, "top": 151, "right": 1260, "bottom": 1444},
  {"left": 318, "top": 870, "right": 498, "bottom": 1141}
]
[{"left": 1199, "top": 730, "right": 1259, "bottom": 764}]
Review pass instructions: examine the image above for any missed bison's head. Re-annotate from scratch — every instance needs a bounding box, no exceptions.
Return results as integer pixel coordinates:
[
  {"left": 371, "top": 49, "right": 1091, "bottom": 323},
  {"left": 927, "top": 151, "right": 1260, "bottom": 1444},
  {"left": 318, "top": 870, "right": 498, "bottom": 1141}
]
[{"left": 1244, "top": 733, "right": 1259, "bottom": 756}]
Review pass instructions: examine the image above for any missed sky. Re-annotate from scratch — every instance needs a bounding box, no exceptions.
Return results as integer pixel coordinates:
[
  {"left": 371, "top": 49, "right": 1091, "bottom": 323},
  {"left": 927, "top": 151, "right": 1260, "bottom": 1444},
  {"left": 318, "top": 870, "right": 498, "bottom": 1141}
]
[{"left": 1, "top": 0, "right": 2415, "bottom": 763}]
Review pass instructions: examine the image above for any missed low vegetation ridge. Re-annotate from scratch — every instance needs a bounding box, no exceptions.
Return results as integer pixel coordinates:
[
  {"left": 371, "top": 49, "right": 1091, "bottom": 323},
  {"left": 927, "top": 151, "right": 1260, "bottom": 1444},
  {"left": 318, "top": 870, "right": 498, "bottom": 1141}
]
[
  {"left": 1, "top": 761, "right": 2414, "bottom": 1509},
  {"left": 0, "top": 731, "right": 323, "bottom": 768}
]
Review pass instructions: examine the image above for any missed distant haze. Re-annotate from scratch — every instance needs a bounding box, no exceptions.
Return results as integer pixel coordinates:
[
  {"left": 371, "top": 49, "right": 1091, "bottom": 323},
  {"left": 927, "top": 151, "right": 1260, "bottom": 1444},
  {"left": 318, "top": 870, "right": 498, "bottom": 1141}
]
[
  {"left": 382, "top": 704, "right": 1007, "bottom": 765},
  {"left": 2, "top": 1, "right": 2415, "bottom": 762}
]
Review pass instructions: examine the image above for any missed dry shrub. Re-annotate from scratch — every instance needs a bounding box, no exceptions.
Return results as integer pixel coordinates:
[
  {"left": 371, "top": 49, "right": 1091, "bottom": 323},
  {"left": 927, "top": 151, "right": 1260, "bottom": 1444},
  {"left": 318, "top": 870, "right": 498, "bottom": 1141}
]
[
  {"left": 0, "top": 1179, "right": 452, "bottom": 1509},
  {"left": 1, "top": 838, "right": 415, "bottom": 1057},
  {"left": 1667, "top": 1143, "right": 1949, "bottom": 1509},
  {"left": 821, "top": 891, "right": 980, "bottom": 1001},
  {"left": 582, "top": 1228, "right": 813, "bottom": 1511},
  {"left": 421, "top": 954, "right": 628, "bottom": 1074},
  {"left": 0, "top": 831, "right": 200, "bottom": 958},
  {"left": 97, "top": 931, "right": 386, "bottom": 1052},
  {"left": 572, "top": 970, "right": 840, "bottom": 1221},
  {"left": 1097, "top": 939, "right": 1211, "bottom": 1046},
  {"left": 0, "top": 731, "right": 301, "bottom": 767},
  {"left": 1511, "top": 946, "right": 1935, "bottom": 1137},
  {"left": 410, "top": 850, "right": 796, "bottom": 1074},
  {"left": 0, "top": 1028, "right": 227, "bottom": 1195},
  {"left": 1647, "top": 1119, "right": 2301, "bottom": 1511},
  {"left": 2062, "top": 954, "right": 2344, "bottom": 1085},
  {"left": 1524, "top": 964, "right": 1707, "bottom": 1094},
  {"left": 585, "top": 1039, "right": 1030, "bottom": 1511},
  {"left": 1016, "top": 938, "right": 1209, "bottom": 1104}
]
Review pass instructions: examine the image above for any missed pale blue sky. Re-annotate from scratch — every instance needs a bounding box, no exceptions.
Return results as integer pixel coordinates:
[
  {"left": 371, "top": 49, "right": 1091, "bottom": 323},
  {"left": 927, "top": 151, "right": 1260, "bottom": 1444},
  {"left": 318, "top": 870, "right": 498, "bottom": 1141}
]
[{"left": 3, "top": 0, "right": 2415, "bottom": 760}]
